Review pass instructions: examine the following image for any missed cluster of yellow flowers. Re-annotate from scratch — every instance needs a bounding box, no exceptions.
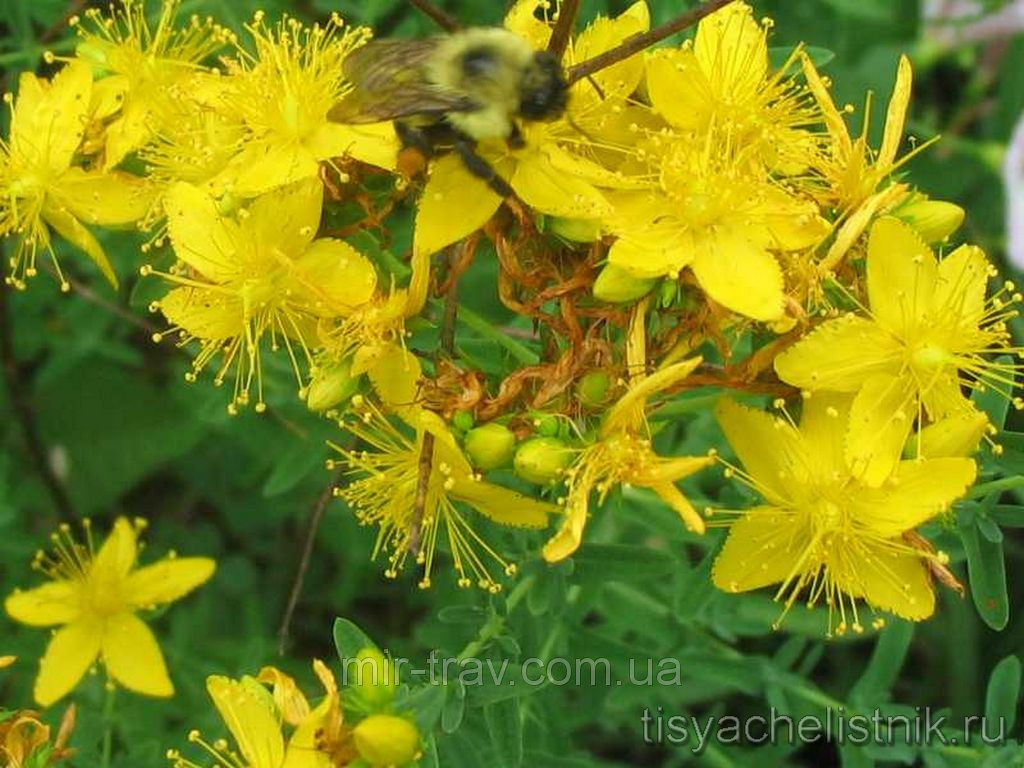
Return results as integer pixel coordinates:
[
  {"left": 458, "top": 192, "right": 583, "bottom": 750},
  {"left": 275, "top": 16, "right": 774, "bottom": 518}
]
[{"left": 1, "top": 0, "right": 1019, "bottom": 659}]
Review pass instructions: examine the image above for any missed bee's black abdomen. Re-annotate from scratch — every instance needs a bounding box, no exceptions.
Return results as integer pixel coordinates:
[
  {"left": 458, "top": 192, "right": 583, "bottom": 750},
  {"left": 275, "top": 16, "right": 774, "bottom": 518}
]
[{"left": 519, "top": 51, "right": 568, "bottom": 121}]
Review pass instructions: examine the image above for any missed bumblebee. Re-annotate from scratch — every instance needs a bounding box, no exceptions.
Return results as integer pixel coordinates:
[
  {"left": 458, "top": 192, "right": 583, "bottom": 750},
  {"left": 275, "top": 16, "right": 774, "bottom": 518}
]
[{"left": 328, "top": 28, "right": 569, "bottom": 196}]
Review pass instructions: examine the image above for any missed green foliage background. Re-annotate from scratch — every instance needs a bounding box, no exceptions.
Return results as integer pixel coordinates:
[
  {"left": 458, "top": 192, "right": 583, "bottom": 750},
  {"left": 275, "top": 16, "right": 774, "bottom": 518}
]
[{"left": 1, "top": 1, "right": 1024, "bottom": 766}]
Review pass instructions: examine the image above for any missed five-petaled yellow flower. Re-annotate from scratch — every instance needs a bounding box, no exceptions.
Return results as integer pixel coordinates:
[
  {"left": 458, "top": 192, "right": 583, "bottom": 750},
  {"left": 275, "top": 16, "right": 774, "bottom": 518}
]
[
  {"left": 712, "top": 395, "right": 976, "bottom": 634},
  {"left": 5, "top": 517, "right": 215, "bottom": 707},
  {"left": 775, "top": 216, "right": 1020, "bottom": 485},
  {"left": 0, "top": 61, "right": 153, "bottom": 289}
]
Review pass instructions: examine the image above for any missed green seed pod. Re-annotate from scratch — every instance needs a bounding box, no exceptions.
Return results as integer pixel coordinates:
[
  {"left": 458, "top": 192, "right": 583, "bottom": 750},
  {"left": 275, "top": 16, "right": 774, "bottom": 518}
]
[
  {"left": 306, "top": 360, "right": 359, "bottom": 412},
  {"left": 593, "top": 263, "right": 656, "bottom": 303},
  {"left": 548, "top": 216, "right": 602, "bottom": 243},
  {"left": 452, "top": 410, "right": 475, "bottom": 433},
  {"left": 351, "top": 647, "right": 399, "bottom": 707},
  {"left": 464, "top": 423, "right": 516, "bottom": 470},
  {"left": 576, "top": 370, "right": 613, "bottom": 410},
  {"left": 534, "top": 414, "right": 560, "bottom": 438},
  {"left": 353, "top": 714, "right": 420, "bottom": 767},
  {"left": 514, "top": 437, "right": 573, "bottom": 485}
]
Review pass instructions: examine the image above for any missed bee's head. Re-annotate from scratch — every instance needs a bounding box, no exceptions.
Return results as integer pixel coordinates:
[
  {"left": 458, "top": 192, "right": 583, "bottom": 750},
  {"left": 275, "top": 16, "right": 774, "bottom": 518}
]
[{"left": 519, "top": 51, "right": 568, "bottom": 122}]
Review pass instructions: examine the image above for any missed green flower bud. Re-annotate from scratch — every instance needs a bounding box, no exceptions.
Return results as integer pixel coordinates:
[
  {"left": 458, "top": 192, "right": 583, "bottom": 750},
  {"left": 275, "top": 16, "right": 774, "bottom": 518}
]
[
  {"left": 593, "top": 263, "right": 656, "bottom": 303},
  {"left": 306, "top": 361, "right": 358, "bottom": 412},
  {"left": 75, "top": 41, "right": 109, "bottom": 67},
  {"left": 351, "top": 647, "right": 399, "bottom": 707},
  {"left": 452, "top": 410, "right": 475, "bottom": 433},
  {"left": 534, "top": 414, "right": 560, "bottom": 438},
  {"left": 897, "top": 197, "right": 965, "bottom": 243},
  {"left": 353, "top": 714, "right": 420, "bottom": 767},
  {"left": 464, "top": 423, "right": 516, "bottom": 470},
  {"left": 575, "top": 370, "right": 613, "bottom": 410},
  {"left": 514, "top": 437, "right": 573, "bottom": 485},
  {"left": 548, "top": 216, "right": 602, "bottom": 243}
]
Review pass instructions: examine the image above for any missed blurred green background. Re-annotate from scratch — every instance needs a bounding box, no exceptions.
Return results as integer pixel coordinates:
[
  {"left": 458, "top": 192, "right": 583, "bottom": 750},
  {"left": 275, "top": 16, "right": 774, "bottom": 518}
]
[{"left": 2, "top": 1, "right": 1024, "bottom": 766}]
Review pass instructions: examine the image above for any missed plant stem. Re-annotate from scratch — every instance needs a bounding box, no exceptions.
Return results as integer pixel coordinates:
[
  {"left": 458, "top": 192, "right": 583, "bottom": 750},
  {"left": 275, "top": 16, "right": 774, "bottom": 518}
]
[
  {"left": 969, "top": 475, "right": 1024, "bottom": 498},
  {"left": 456, "top": 574, "right": 536, "bottom": 662},
  {"left": 100, "top": 683, "right": 117, "bottom": 768},
  {"left": 450, "top": 303, "right": 540, "bottom": 365}
]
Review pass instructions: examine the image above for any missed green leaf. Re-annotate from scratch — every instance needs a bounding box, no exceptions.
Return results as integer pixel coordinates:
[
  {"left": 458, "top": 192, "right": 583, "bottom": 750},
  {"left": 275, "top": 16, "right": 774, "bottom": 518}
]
[
  {"left": 437, "top": 605, "right": 489, "bottom": 625},
  {"left": 849, "top": 621, "right": 914, "bottom": 703},
  {"left": 571, "top": 544, "right": 676, "bottom": 583},
  {"left": 484, "top": 697, "right": 523, "bottom": 768},
  {"left": 973, "top": 357, "right": 1013, "bottom": 429},
  {"left": 333, "top": 617, "right": 378, "bottom": 664},
  {"left": 441, "top": 679, "right": 467, "bottom": 734},
  {"left": 262, "top": 435, "right": 326, "bottom": 496},
  {"left": 398, "top": 683, "right": 447, "bottom": 733},
  {"left": 984, "top": 655, "right": 1021, "bottom": 732},
  {"left": 960, "top": 510, "right": 1010, "bottom": 630}
]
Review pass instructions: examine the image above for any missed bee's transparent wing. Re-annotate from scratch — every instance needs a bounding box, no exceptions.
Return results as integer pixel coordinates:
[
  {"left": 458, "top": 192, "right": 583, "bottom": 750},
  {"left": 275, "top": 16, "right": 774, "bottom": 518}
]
[{"left": 330, "top": 38, "right": 478, "bottom": 124}]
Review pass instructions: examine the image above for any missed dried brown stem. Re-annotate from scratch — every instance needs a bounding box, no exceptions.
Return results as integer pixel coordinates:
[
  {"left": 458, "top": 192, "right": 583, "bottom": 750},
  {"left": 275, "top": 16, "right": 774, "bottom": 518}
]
[
  {"left": 277, "top": 468, "right": 343, "bottom": 655},
  {"left": 0, "top": 277, "right": 77, "bottom": 524},
  {"left": 568, "top": 0, "right": 736, "bottom": 83},
  {"left": 408, "top": 0, "right": 460, "bottom": 32},
  {"left": 547, "top": 0, "right": 582, "bottom": 58}
]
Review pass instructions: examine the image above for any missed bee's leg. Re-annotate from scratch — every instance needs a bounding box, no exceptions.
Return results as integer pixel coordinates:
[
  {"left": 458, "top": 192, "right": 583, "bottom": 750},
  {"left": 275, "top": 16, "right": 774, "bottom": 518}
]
[
  {"left": 395, "top": 121, "right": 435, "bottom": 158},
  {"left": 453, "top": 139, "right": 515, "bottom": 198},
  {"left": 507, "top": 123, "right": 526, "bottom": 150}
]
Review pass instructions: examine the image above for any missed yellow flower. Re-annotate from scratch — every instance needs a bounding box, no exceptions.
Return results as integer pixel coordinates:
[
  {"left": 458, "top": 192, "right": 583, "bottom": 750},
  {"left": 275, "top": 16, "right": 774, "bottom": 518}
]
[
  {"left": 72, "top": 0, "right": 229, "bottom": 170},
  {"left": 214, "top": 12, "right": 397, "bottom": 197},
  {"left": 712, "top": 395, "right": 976, "bottom": 634},
  {"left": 169, "top": 661, "right": 352, "bottom": 768},
  {"left": 413, "top": 1, "right": 649, "bottom": 258},
  {"left": 544, "top": 304, "right": 712, "bottom": 561},
  {"left": 332, "top": 351, "right": 556, "bottom": 590},
  {"left": 645, "top": 1, "right": 821, "bottom": 175},
  {"left": 606, "top": 137, "right": 827, "bottom": 320},
  {"left": 149, "top": 178, "right": 376, "bottom": 412},
  {"left": 0, "top": 61, "right": 153, "bottom": 289},
  {"left": 4, "top": 517, "right": 215, "bottom": 707},
  {"left": 775, "top": 217, "right": 1021, "bottom": 485}
]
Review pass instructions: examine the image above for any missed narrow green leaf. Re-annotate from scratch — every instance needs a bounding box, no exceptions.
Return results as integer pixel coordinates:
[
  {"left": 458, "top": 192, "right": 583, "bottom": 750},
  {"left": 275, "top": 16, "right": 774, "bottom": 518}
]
[
  {"left": 484, "top": 697, "right": 523, "bottom": 768},
  {"left": 441, "top": 679, "right": 467, "bottom": 734},
  {"left": 973, "top": 357, "right": 1013, "bottom": 429},
  {"left": 333, "top": 617, "right": 378, "bottom": 664},
  {"left": 572, "top": 544, "right": 675, "bottom": 583},
  {"left": 849, "top": 621, "right": 914, "bottom": 704},
  {"left": 984, "top": 655, "right": 1021, "bottom": 732},
  {"left": 961, "top": 515, "right": 1010, "bottom": 630}
]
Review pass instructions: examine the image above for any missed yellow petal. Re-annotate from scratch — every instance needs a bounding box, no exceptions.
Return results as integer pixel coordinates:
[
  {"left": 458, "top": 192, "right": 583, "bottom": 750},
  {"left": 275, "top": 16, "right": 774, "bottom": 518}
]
[
  {"left": 102, "top": 99, "right": 153, "bottom": 170},
  {"left": 92, "top": 517, "right": 138, "bottom": 582},
  {"left": 366, "top": 343, "right": 422, "bottom": 415},
  {"left": 125, "top": 557, "right": 215, "bottom": 609},
  {"left": 690, "top": 229, "right": 784, "bottom": 321},
  {"left": 503, "top": 0, "right": 552, "bottom": 48},
  {"left": 414, "top": 153, "right": 502, "bottom": 257},
  {"left": 41, "top": 202, "right": 118, "bottom": 289},
  {"left": 165, "top": 182, "right": 241, "bottom": 282},
  {"left": 867, "top": 217, "right": 937, "bottom": 335},
  {"left": 800, "top": 53, "right": 850, "bottom": 154},
  {"left": 607, "top": 220, "right": 692, "bottom": 279},
  {"left": 846, "top": 373, "right": 917, "bottom": 486},
  {"left": 572, "top": 1, "right": 649, "bottom": 98},
  {"left": 694, "top": 1, "right": 766, "bottom": 97},
  {"left": 542, "top": 494, "right": 588, "bottom": 563},
  {"left": 603, "top": 357, "right": 703, "bottom": 435},
  {"left": 294, "top": 239, "right": 377, "bottom": 317},
  {"left": 5, "top": 581, "right": 81, "bottom": 627},
  {"left": 307, "top": 122, "right": 398, "bottom": 171},
  {"left": 712, "top": 507, "right": 806, "bottom": 593},
  {"left": 915, "top": 410, "right": 989, "bottom": 459},
  {"left": 649, "top": 480, "right": 706, "bottom": 534},
  {"left": 878, "top": 55, "right": 912, "bottom": 171},
  {"left": 256, "top": 666, "right": 311, "bottom": 727},
  {"left": 35, "top": 619, "right": 103, "bottom": 707},
  {"left": 159, "top": 287, "right": 245, "bottom": 340},
  {"left": 101, "top": 612, "right": 173, "bottom": 698},
  {"left": 930, "top": 244, "right": 989, "bottom": 332},
  {"left": 854, "top": 457, "right": 976, "bottom": 536},
  {"left": 843, "top": 544, "right": 934, "bottom": 621},
  {"left": 450, "top": 477, "right": 554, "bottom": 528},
  {"left": 795, "top": 392, "right": 854, "bottom": 480},
  {"left": 245, "top": 177, "right": 323, "bottom": 258},
  {"left": 12, "top": 61, "right": 92, "bottom": 172},
  {"left": 715, "top": 399, "right": 802, "bottom": 506},
  {"left": 510, "top": 147, "right": 611, "bottom": 219},
  {"left": 230, "top": 140, "right": 320, "bottom": 197},
  {"left": 774, "top": 314, "right": 902, "bottom": 392},
  {"left": 645, "top": 50, "right": 707, "bottom": 131},
  {"left": 207, "top": 675, "right": 285, "bottom": 766},
  {"left": 52, "top": 167, "right": 154, "bottom": 227}
]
